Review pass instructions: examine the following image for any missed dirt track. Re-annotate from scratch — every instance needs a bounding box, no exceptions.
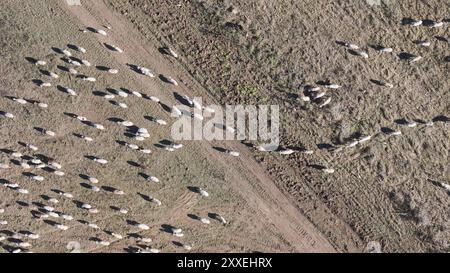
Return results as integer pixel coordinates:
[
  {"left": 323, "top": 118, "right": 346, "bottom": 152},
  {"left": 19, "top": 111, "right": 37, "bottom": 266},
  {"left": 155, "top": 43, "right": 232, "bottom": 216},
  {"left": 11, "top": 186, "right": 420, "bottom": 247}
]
[{"left": 0, "top": 0, "right": 335, "bottom": 253}]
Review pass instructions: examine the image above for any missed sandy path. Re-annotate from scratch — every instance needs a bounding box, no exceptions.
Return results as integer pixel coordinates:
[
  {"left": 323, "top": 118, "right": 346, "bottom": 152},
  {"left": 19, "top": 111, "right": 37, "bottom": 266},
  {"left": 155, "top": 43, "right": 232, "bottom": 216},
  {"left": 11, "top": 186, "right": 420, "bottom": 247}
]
[{"left": 56, "top": 0, "right": 335, "bottom": 252}]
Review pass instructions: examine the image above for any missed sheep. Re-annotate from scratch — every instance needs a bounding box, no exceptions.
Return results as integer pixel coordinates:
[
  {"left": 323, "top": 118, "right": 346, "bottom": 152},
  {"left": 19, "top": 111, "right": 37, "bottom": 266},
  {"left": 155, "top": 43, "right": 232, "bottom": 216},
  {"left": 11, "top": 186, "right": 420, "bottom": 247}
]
[
  {"left": 430, "top": 21, "right": 444, "bottom": 28},
  {"left": 0, "top": 220, "right": 7, "bottom": 225},
  {"left": 139, "top": 148, "right": 152, "bottom": 154},
  {"left": 358, "top": 135, "right": 372, "bottom": 143},
  {"left": 93, "top": 123, "right": 105, "bottom": 130},
  {"left": 68, "top": 59, "right": 81, "bottom": 66},
  {"left": 319, "top": 97, "right": 332, "bottom": 108},
  {"left": 199, "top": 188, "right": 209, "bottom": 197},
  {"left": 172, "top": 106, "right": 182, "bottom": 116},
  {"left": 226, "top": 150, "right": 240, "bottom": 157},
  {"left": 55, "top": 224, "right": 69, "bottom": 230},
  {"left": 43, "top": 205, "right": 55, "bottom": 212},
  {"left": 147, "top": 176, "right": 159, "bottom": 183},
  {"left": 324, "top": 84, "right": 341, "bottom": 89},
  {"left": 88, "top": 223, "right": 99, "bottom": 229},
  {"left": 218, "top": 215, "right": 227, "bottom": 225},
  {"left": 137, "top": 66, "right": 155, "bottom": 77},
  {"left": 44, "top": 129, "right": 56, "bottom": 136},
  {"left": 54, "top": 171, "right": 65, "bottom": 176},
  {"left": 120, "top": 120, "right": 134, "bottom": 127},
  {"left": 149, "top": 96, "right": 160, "bottom": 102},
  {"left": 117, "top": 90, "right": 128, "bottom": 97},
  {"left": 95, "top": 240, "right": 110, "bottom": 246},
  {"left": 39, "top": 82, "right": 52, "bottom": 87},
  {"left": 377, "top": 81, "right": 394, "bottom": 88},
  {"left": 72, "top": 45, "right": 87, "bottom": 53},
  {"left": 172, "top": 143, "right": 183, "bottom": 149},
  {"left": 81, "top": 135, "right": 94, "bottom": 142},
  {"left": 355, "top": 51, "right": 369, "bottom": 58},
  {"left": 279, "top": 149, "right": 295, "bottom": 155},
  {"left": 139, "top": 237, "right": 152, "bottom": 243},
  {"left": 401, "top": 121, "right": 417, "bottom": 128},
  {"left": 409, "top": 55, "right": 422, "bottom": 63},
  {"left": 26, "top": 143, "right": 38, "bottom": 151},
  {"left": 165, "top": 76, "right": 179, "bottom": 86},
  {"left": 86, "top": 176, "right": 98, "bottom": 183},
  {"left": 193, "top": 112, "right": 204, "bottom": 121},
  {"left": 62, "top": 49, "right": 72, "bottom": 57},
  {"left": 35, "top": 102, "right": 48, "bottom": 108},
  {"left": 108, "top": 69, "right": 119, "bottom": 74},
  {"left": 172, "top": 228, "right": 183, "bottom": 235},
  {"left": 377, "top": 46, "right": 393, "bottom": 53},
  {"left": 32, "top": 175, "right": 45, "bottom": 182},
  {"left": 1, "top": 111, "right": 14, "bottom": 119},
  {"left": 63, "top": 87, "right": 77, "bottom": 96},
  {"left": 81, "top": 76, "right": 96, "bottom": 82},
  {"left": 312, "top": 91, "right": 326, "bottom": 100},
  {"left": 48, "top": 211, "right": 60, "bottom": 218},
  {"left": 47, "top": 71, "right": 59, "bottom": 79},
  {"left": 409, "top": 19, "right": 423, "bottom": 26},
  {"left": 137, "top": 223, "right": 150, "bottom": 230},
  {"left": 48, "top": 198, "right": 59, "bottom": 204},
  {"left": 344, "top": 43, "right": 360, "bottom": 50},
  {"left": 438, "top": 182, "right": 450, "bottom": 191},
  {"left": 81, "top": 59, "right": 91, "bottom": 66},
  {"left": 322, "top": 168, "right": 335, "bottom": 174},
  {"left": 68, "top": 68, "right": 78, "bottom": 74},
  {"left": 119, "top": 208, "right": 128, "bottom": 214},
  {"left": 13, "top": 98, "right": 28, "bottom": 104},
  {"left": 118, "top": 102, "right": 128, "bottom": 109},
  {"left": 107, "top": 44, "right": 123, "bottom": 53},
  {"left": 93, "top": 158, "right": 108, "bottom": 164},
  {"left": 35, "top": 60, "right": 47, "bottom": 66},
  {"left": 132, "top": 91, "right": 143, "bottom": 97},
  {"left": 58, "top": 192, "right": 73, "bottom": 199},
  {"left": 62, "top": 214, "right": 73, "bottom": 221},
  {"left": 111, "top": 233, "right": 123, "bottom": 239},
  {"left": 415, "top": 40, "right": 431, "bottom": 47},
  {"left": 387, "top": 130, "right": 402, "bottom": 136},
  {"left": 104, "top": 94, "right": 115, "bottom": 99},
  {"left": 162, "top": 47, "right": 178, "bottom": 58},
  {"left": 21, "top": 162, "right": 31, "bottom": 169},
  {"left": 152, "top": 198, "right": 162, "bottom": 206},
  {"left": 89, "top": 185, "right": 100, "bottom": 192},
  {"left": 192, "top": 98, "right": 202, "bottom": 110},
  {"left": 12, "top": 152, "right": 23, "bottom": 158},
  {"left": 155, "top": 119, "right": 167, "bottom": 125},
  {"left": 200, "top": 218, "right": 210, "bottom": 224},
  {"left": 94, "top": 28, "right": 107, "bottom": 36},
  {"left": 347, "top": 140, "right": 359, "bottom": 148}
]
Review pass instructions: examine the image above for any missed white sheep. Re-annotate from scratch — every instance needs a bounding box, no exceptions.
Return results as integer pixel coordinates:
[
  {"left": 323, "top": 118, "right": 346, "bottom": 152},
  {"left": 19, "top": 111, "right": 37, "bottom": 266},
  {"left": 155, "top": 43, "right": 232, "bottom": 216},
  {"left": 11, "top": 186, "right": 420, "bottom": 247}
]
[
  {"left": 93, "top": 158, "right": 108, "bottom": 164},
  {"left": 279, "top": 149, "right": 294, "bottom": 155},
  {"left": 324, "top": 84, "right": 341, "bottom": 89},
  {"left": 319, "top": 97, "right": 332, "bottom": 108},
  {"left": 226, "top": 150, "right": 240, "bottom": 157},
  {"left": 62, "top": 49, "right": 72, "bottom": 57},
  {"left": 201, "top": 218, "right": 210, "bottom": 224},
  {"left": 137, "top": 223, "right": 150, "bottom": 230},
  {"left": 322, "top": 168, "right": 335, "bottom": 174},
  {"left": 13, "top": 98, "right": 28, "bottom": 104},
  {"left": 149, "top": 96, "right": 160, "bottom": 102},
  {"left": 155, "top": 119, "right": 167, "bottom": 125},
  {"left": 82, "top": 76, "right": 96, "bottom": 82},
  {"left": 108, "top": 69, "right": 119, "bottom": 74},
  {"left": 137, "top": 66, "right": 155, "bottom": 77},
  {"left": 81, "top": 60, "right": 91, "bottom": 66},
  {"left": 1, "top": 112, "right": 14, "bottom": 119},
  {"left": 35, "top": 60, "right": 47, "bottom": 66},
  {"left": 69, "top": 68, "right": 78, "bottom": 74},
  {"left": 147, "top": 176, "right": 159, "bottom": 183}
]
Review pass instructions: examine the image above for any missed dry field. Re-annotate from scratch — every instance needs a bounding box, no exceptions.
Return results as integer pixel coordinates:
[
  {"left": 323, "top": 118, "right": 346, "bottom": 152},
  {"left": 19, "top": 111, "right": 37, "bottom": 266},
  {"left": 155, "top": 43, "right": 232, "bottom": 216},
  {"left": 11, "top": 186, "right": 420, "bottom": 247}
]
[{"left": 0, "top": 0, "right": 449, "bottom": 253}]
